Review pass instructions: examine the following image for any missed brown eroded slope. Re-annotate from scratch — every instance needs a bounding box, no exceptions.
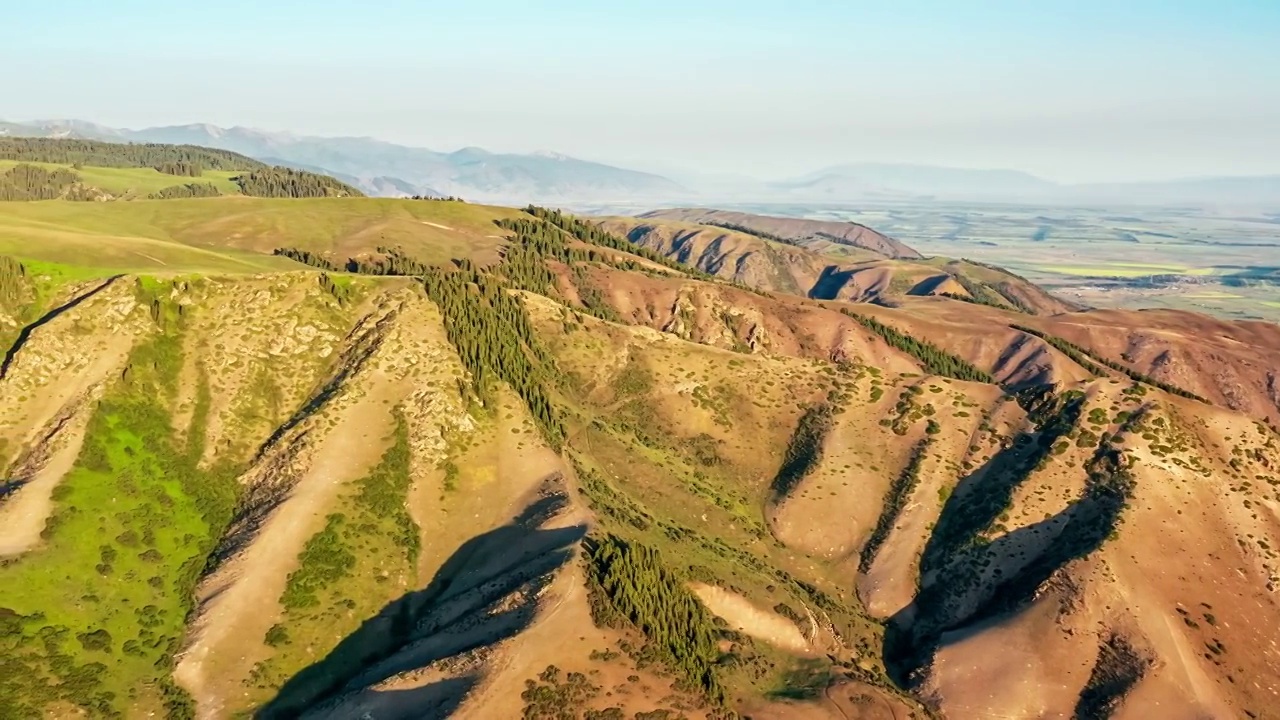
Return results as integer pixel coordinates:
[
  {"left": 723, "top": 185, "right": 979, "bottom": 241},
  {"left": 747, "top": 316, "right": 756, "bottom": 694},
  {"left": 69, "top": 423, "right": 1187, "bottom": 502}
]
[
  {"left": 0, "top": 277, "right": 147, "bottom": 555},
  {"left": 4, "top": 197, "right": 1280, "bottom": 720},
  {"left": 1030, "top": 308, "right": 1280, "bottom": 427},
  {"left": 599, "top": 214, "right": 1077, "bottom": 315},
  {"left": 175, "top": 286, "right": 471, "bottom": 718},
  {"left": 530, "top": 279, "right": 1280, "bottom": 719},
  {"left": 560, "top": 250, "right": 1280, "bottom": 429},
  {"left": 639, "top": 207, "right": 923, "bottom": 260},
  {"left": 560, "top": 260, "right": 1088, "bottom": 390}
]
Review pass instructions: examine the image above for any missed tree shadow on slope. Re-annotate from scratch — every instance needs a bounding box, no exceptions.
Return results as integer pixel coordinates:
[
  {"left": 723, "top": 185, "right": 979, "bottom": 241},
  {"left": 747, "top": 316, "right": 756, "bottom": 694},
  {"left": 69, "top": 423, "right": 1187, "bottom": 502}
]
[
  {"left": 768, "top": 403, "right": 834, "bottom": 502},
  {"left": 807, "top": 266, "right": 857, "bottom": 301},
  {"left": 883, "top": 438, "right": 1133, "bottom": 689},
  {"left": 0, "top": 274, "right": 122, "bottom": 381},
  {"left": 1071, "top": 631, "right": 1152, "bottom": 720},
  {"left": 918, "top": 392, "right": 1084, "bottom": 579},
  {"left": 257, "top": 487, "right": 587, "bottom": 719}
]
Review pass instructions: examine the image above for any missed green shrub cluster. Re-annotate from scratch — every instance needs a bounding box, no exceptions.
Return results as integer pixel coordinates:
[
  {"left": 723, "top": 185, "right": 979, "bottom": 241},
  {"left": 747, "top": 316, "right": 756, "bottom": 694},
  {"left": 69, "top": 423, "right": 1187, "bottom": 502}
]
[
  {"left": 350, "top": 416, "right": 420, "bottom": 565},
  {"left": 520, "top": 665, "right": 607, "bottom": 720},
  {"left": 280, "top": 514, "right": 357, "bottom": 610},
  {"left": 0, "top": 310, "right": 239, "bottom": 717},
  {"left": 770, "top": 404, "right": 833, "bottom": 500}
]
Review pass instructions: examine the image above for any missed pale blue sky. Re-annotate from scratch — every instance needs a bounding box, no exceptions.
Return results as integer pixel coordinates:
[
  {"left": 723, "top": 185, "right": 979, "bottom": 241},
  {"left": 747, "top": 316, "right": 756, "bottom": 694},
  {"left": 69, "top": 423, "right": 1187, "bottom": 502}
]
[{"left": 4, "top": 0, "right": 1278, "bottom": 181}]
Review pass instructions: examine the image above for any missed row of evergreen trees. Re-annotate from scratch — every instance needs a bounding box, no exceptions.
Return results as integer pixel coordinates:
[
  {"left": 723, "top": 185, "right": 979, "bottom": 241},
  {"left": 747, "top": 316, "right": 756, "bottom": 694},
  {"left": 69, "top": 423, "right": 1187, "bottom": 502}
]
[
  {"left": 420, "top": 266, "right": 565, "bottom": 446},
  {"left": 1011, "top": 324, "right": 1207, "bottom": 401},
  {"left": 272, "top": 248, "right": 341, "bottom": 272},
  {"left": 946, "top": 273, "right": 1015, "bottom": 311},
  {"left": 148, "top": 183, "right": 222, "bottom": 200},
  {"left": 268, "top": 205, "right": 776, "bottom": 452},
  {"left": 153, "top": 161, "right": 203, "bottom": 177},
  {"left": 0, "top": 255, "right": 27, "bottom": 307},
  {"left": 280, "top": 234, "right": 569, "bottom": 446},
  {"left": 523, "top": 205, "right": 717, "bottom": 281},
  {"left": 232, "top": 168, "right": 364, "bottom": 198},
  {"left": 699, "top": 220, "right": 795, "bottom": 246},
  {"left": 0, "top": 164, "right": 82, "bottom": 201},
  {"left": 410, "top": 195, "right": 466, "bottom": 202},
  {"left": 841, "top": 309, "right": 994, "bottom": 383},
  {"left": 347, "top": 247, "right": 434, "bottom": 276},
  {"left": 860, "top": 437, "right": 932, "bottom": 571},
  {"left": 0, "top": 137, "right": 262, "bottom": 171},
  {"left": 585, "top": 534, "right": 726, "bottom": 705},
  {"left": 493, "top": 217, "right": 630, "bottom": 296}
]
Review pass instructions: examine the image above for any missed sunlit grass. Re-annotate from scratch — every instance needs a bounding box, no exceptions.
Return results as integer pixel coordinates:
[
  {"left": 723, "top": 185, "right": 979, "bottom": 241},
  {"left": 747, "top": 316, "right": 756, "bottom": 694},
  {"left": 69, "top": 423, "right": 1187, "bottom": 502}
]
[{"left": 0, "top": 159, "right": 241, "bottom": 196}]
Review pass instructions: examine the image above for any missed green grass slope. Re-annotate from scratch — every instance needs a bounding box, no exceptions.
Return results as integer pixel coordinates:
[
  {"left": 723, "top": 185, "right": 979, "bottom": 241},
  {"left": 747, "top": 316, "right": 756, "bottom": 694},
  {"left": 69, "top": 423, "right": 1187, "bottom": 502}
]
[
  {"left": 0, "top": 138, "right": 363, "bottom": 200},
  {"left": 0, "top": 160, "right": 242, "bottom": 198},
  {"left": 0, "top": 197, "right": 520, "bottom": 275}
]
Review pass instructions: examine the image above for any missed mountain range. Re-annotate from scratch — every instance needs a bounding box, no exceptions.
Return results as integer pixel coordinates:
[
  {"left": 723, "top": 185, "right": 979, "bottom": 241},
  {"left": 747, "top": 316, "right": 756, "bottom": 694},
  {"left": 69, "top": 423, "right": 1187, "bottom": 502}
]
[
  {"left": 0, "top": 120, "right": 688, "bottom": 204},
  {"left": 1, "top": 119, "right": 1277, "bottom": 206}
]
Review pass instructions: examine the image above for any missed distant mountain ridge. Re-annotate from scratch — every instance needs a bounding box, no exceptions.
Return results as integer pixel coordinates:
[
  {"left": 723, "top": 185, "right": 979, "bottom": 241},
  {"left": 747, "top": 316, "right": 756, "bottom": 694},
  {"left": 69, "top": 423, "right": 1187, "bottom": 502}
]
[
  {"left": 2, "top": 119, "right": 1276, "bottom": 206},
  {"left": 0, "top": 120, "right": 688, "bottom": 203},
  {"left": 778, "top": 163, "right": 1058, "bottom": 200},
  {"left": 770, "top": 162, "right": 1280, "bottom": 205}
]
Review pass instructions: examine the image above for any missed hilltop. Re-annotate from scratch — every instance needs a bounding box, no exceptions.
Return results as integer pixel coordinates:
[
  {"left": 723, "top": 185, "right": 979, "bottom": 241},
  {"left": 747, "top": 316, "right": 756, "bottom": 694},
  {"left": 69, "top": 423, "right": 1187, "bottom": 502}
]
[
  {"left": 0, "top": 143, "right": 1279, "bottom": 720},
  {"left": 0, "top": 137, "right": 363, "bottom": 202}
]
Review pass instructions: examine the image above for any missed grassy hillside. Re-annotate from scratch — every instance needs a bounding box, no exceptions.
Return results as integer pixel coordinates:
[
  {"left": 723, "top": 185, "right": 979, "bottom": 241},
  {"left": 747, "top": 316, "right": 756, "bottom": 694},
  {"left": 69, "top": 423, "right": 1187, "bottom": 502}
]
[
  {"left": 0, "top": 138, "right": 362, "bottom": 200},
  {"left": 0, "top": 160, "right": 242, "bottom": 198},
  {"left": 1, "top": 190, "right": 1279, "bottom": 719},
  {"left": 0, "top": 196, "right": 518, "bottom": 275}
]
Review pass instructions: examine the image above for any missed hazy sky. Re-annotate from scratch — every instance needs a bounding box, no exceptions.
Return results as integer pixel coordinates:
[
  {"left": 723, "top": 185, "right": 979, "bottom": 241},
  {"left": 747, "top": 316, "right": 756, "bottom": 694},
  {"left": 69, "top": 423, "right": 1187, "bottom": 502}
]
[{"left": 5, "top": 0, "right": 1278, "bottom": 182}]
